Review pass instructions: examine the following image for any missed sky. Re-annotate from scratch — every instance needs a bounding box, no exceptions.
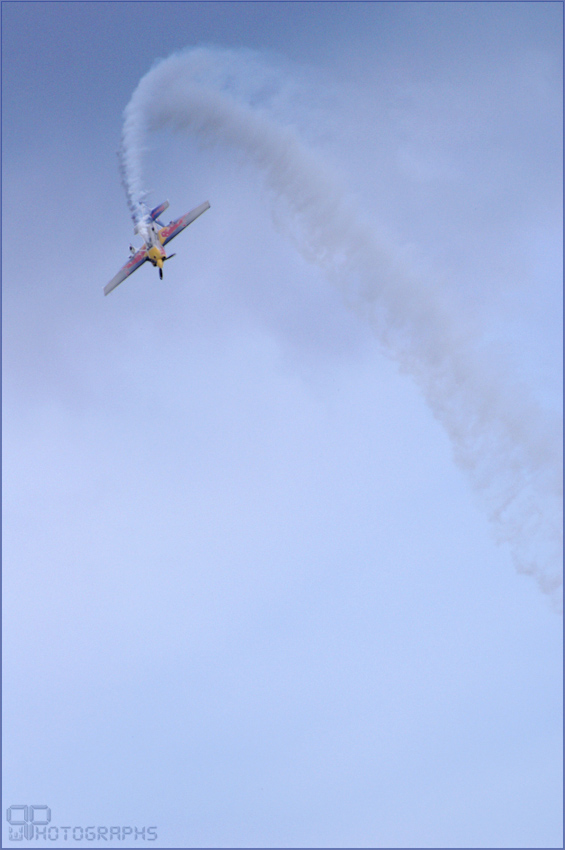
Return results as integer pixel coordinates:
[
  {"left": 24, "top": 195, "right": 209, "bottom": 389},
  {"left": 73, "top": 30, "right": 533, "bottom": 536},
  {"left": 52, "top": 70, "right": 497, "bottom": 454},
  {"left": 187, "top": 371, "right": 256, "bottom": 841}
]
[{"left": 2, "top": 3, "right": 562, "bottom": 848}]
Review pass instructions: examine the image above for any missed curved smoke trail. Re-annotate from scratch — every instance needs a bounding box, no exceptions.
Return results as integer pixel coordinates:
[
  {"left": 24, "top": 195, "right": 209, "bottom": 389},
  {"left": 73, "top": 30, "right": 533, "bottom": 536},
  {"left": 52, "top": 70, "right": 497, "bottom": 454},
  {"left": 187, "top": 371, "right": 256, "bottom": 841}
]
[{"left": 119, "top": 47, "right": 562, "bottom": 604}]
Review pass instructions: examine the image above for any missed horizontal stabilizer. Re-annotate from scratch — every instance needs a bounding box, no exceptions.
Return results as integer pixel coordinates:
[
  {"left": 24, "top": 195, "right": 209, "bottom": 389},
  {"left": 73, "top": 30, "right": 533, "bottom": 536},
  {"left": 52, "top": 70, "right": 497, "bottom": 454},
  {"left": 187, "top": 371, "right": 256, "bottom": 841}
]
[{"left": 150, "top": 200, "right": 169, "bottom": 221}]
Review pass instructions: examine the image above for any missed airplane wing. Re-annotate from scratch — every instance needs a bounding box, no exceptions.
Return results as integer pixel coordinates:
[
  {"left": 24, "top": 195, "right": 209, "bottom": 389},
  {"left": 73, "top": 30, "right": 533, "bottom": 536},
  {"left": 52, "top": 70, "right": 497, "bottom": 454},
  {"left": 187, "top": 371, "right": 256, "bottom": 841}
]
[
  {"left": 159, "top": 201, "right": 210, "bottom": 246},
  {"left": 104, "top": 248, "right": 147, "bottom": 296}
]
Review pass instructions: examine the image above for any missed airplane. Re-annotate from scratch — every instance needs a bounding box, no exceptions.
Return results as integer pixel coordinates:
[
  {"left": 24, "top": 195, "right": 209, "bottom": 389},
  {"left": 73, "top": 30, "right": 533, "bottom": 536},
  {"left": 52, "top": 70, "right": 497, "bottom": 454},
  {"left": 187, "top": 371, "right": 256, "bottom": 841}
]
[{"left": 104, "top": 199, "right": 210, "bottom": 296}]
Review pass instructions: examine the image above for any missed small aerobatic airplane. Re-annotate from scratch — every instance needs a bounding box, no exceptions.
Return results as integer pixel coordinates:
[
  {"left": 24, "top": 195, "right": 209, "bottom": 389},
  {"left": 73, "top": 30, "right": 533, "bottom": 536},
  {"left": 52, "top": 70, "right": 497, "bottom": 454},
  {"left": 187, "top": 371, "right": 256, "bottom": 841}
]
[{"left": 104, "top": 199, "right": 210, "bottom": 296}]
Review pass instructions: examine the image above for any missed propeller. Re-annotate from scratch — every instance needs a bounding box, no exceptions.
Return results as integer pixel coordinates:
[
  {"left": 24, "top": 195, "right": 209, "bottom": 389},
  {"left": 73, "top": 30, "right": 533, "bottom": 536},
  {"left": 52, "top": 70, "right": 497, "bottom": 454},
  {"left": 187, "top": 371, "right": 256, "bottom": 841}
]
[{"left": 158, "top": 254, "right": 176, "bottom": 281}]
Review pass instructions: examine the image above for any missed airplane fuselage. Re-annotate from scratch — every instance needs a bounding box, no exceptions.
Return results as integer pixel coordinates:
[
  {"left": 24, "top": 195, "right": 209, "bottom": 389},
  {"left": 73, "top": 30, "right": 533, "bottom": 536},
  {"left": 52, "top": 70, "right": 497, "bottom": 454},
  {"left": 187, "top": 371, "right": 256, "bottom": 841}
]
[
  {"left": 142, "top": 221, "right": 167, "bottom": 270},
  {"left": 147, "top": 243, "right": 166, "bottom": 270},
  {"left": 133, "top": 219, "right": 167, "bottom": 276}
]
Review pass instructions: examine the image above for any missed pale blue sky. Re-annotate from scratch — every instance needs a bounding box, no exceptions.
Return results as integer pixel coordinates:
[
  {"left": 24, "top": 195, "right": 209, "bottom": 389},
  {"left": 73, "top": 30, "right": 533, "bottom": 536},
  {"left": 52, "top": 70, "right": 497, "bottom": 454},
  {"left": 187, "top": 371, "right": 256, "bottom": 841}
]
[{"left": 2, "top": 3, "right": 562, "bottom": 848}]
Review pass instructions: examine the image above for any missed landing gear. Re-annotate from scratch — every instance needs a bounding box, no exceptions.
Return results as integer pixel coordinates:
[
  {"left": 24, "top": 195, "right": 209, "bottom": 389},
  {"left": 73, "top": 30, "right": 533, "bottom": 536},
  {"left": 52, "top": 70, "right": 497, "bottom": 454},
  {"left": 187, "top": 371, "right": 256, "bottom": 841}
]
[{"left": 159, "top": 268, "right": 163, "bottom": 280}]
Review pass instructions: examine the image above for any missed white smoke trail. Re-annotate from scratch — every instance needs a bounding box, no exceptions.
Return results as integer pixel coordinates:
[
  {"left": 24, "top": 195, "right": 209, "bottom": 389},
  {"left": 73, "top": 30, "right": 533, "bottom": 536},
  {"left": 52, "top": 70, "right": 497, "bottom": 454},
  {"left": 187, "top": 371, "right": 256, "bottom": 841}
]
[
  {"left": 118, "top": 146, "right": 152, "bottom": 245},
  {"left": 120, "top": 47, "right": 562, "bottom": 604}
]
